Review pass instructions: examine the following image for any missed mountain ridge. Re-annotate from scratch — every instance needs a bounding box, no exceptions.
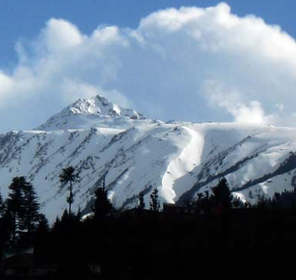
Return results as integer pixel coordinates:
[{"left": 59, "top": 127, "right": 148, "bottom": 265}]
[{"left": 0, "top": 95, "right": 296, "bottom": 221}]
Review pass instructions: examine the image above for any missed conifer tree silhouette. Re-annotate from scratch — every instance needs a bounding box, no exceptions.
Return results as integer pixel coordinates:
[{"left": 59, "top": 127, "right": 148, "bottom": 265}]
[
  {"left": 150, "top": 188, "right": 160, "bottom": 212},
  {"left": 138, "top": 191, "right": 145, "bottom": 210},
  {"left": 92, "top": 175, "right": 113, "bottom": 219}
]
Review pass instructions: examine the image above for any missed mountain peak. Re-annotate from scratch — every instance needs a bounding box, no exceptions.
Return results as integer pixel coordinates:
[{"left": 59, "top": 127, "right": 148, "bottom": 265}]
[
  {"left": 70, "top": 95, "right": 145, "bottom": 119},
  {"left": 36, "top": 94, "right": 146, "bottom": 131}
]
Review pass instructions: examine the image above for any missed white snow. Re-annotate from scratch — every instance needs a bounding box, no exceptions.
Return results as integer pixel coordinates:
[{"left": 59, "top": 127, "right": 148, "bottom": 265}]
[
  {"left": 160, "top": 126, "right": 204, "bottom": 202},
  {"left": 1, "top": 96, "right": 296, "bottom": 221}
]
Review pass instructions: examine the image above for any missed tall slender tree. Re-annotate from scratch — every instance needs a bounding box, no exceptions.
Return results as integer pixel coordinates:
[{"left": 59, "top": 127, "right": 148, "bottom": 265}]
[
  {"left": 150, "top": 188, "right": 160, "bottom": 212},
  {"left": 59, "top": 166, "right": 79, "bottom": 216},
  {"left": 138, "top": 191, "right": 145, "bottom": 210}
]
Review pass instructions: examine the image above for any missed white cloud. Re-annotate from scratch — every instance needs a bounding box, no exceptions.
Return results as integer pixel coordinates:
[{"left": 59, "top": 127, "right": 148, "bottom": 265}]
[
  {"left": 0, "top": 72, "right": 13, "bottom": 101},
  {"left": 203, "top": 80, "right": 273, "bottom": 124},
  {"left": 1, "top": 3, "right": 296, "bottom": 131},
  {"left": 231, "top": 101, "right": 269, "bottom": 124},
  {"left": 41, "top": 18, "right": 84, "bottom": 53}
]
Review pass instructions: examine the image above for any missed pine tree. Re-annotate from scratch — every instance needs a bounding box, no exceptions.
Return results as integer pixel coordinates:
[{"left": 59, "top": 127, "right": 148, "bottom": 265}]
[
  {"left": 59, "top": 166, "right": 79, "bottom": 216},
  {"left": 6, "top": 177, "right": 41, "bottom": 245},
  {"left": 22, "top": 182, "right": 40, "bottom": 233},
  {"left": 232, "top": 196, "right": 244, "bottom": 209},
  {"left": 138, "top": 191, "right": 145, "bottom": 210},
  {"left": 76, "top": 207, "right": 82, "bottom": 221},
  {"left": 1, "top": 209, "right": 12, "bottom": 245},
  {"left": 37, "top": 214, "right": 50, "bottom": 234},
  {"left": 93, "top": 187, "right": 113, "bottom": 219},
  {"left": 6, "top": 176, "right": 25, "bottom": 245},
  {"left": 0, "top": 189, "right": 5, "bottom": 218},
  {"left": 0, "top": 190, "right": 8, "bottom": 248},
  {"left": 212, "top": 178, "right": 233, "bottom": 213},
  {"left": 150, "top": 188, "right": 160, "bottom": 212},
  {"left": 92, "top": 176, "right": 113, "bottom": 219},
  {"left": 52, "top": 216, "right": 61, "bottom": 232},
  {"left": 61, "top": 209, "right": 69, "bottom": 221},
  {"left": 53, "top": 209, "right": 71, "bottom": 233}
]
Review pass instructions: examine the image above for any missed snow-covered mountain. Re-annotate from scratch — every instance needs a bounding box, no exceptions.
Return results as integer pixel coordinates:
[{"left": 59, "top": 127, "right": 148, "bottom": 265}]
[
  {"left": 1, "top": 94, "right": 296, "bottom": 221},
  {"left": 36, "top": 95, "right": 146, "bottom": 131}
]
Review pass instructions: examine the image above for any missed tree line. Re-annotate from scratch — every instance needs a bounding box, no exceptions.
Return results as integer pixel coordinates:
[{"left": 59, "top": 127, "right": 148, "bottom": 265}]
[
  {"left": 1, "top": 167, "right": 296, "bottom": 279},
  {"left": 1, "top": 167, "right": 296, "bottom": 249}
]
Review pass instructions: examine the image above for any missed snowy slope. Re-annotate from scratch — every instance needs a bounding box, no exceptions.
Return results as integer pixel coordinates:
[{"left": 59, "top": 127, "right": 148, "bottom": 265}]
[{"left": 1, "top": 95, "right": 296, "bottom": 221}]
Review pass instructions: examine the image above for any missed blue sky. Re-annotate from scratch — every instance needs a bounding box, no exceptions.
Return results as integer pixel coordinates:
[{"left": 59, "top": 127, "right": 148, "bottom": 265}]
[
  {"left": 1, "top": 0, "right": 295, "bottom": 66},
  {"left": 0, "top": 0, "right": 294, "bottom": 64},
  {"left": 1, "top": 0, "right": 296, "bottom": 132}
]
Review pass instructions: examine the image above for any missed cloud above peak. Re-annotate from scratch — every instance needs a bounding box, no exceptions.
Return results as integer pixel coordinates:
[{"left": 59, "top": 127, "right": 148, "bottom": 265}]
[
  {"left": 1, "top": 2, "right": 296, "bottom": 132},
  {"left": 39, "top": 18, "right": 84, "bottom": 55}
]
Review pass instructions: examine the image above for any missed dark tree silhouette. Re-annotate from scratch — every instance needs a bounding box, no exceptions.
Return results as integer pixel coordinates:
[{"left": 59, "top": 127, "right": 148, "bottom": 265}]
[
  {"left": 6, "top": 177, "right": 40, "bottom": 246},
  {"left": 22, "top": 182, "right": 40, "bottom": 233},
  {"left": 232, "top": 196, "right": 245, "bottom": 209},
  {"left": 59, "top": 166, "right": 79, "bottom": 216},
  {"left": 138, "top": 191, "right": 145, "bottom": 210},
  {"left": 92, "top": 174, "right": 113, "bottom": 219},
  {"left": 255, "top": 195, "right": 271, "bottom": 209},
  {"left": 0, "top": 189, "right": 8, "bottom": 250},
  {"left": 37, "top": 214, "right": 50, "bottom": 234},
  {"left": 212, "top": 178, "right": 233, "bottom": 213},
  {"left": 0, "top": 189, "right": 5, "bottom": 218},
  {"left": 150, "top": 188, "right": 160, "bottom": 212},
  {"left": 61, "top": 209, "right": 69, "bottom": 221},
  {"left": 6, "top": 176, "right": 26, "bottom": 245},
  {"left": 52, "top": 216, "right": 61, "bottom": 232},
  {"left": 92, "top": 187, "right": 113, "bottom": 219}
]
